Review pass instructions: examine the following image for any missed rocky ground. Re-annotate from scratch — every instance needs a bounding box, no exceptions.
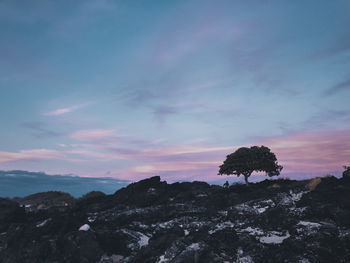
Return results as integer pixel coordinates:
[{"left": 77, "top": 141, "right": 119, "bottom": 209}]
[{"left": 1, "top": 175, "right": 350, "bottom": 263}]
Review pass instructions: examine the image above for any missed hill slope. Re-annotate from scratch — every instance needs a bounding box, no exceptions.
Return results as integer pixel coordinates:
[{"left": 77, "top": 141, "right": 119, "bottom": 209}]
[{"left": 1, "top": 176, "right": 350, "bottom": 263}]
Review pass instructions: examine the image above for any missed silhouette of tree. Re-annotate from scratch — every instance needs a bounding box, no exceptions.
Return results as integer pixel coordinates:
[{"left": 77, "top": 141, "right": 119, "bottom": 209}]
[
  {"left": 218, "top": 146, "right": 283, "bottom": 185},
  {"left": 343, "top": 166, "right": 350, "bottom": 178}
]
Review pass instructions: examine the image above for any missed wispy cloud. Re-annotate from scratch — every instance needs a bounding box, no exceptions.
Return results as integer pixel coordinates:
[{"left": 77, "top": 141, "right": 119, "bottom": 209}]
[
  {"left": 113, "top": 129, "right": 350, "bottom": 181},
  {"left": 323, "top": 78, "right": 350, "bottom": 96},
  {"left": 310, "top": 27, "right": 350, "bottom": 61},
  {"left": 70, "top": 129, "right": 118, "bottom": 142},
  {"left": 152, "top": 17, "right": 241, "bottom": 65},
  {"left": 21, "top": 121, "right": 63, "bottom": 138},
  {"left": 107, "top": 146, "right": 232, "bottom": 181},
  {"left": 0, "top": 149, "right": 66, "bottom": 163},
  {"left": 42, "top": 104, "right": 84, "bottom": 116},
  {"left": 1, "top": 128, "right": 349, "bottom": 182},
  {"left": 301, "top": 109, "right": 350, "bottom": 130}
]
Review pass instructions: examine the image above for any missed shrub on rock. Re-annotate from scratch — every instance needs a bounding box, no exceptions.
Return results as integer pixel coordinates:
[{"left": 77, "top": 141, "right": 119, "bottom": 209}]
[
  {"left": 80, "top": 191, "right": 106, "bottom": 201},
  {"left": 343, "top": 166, "right": 350, "bottom": 178}
]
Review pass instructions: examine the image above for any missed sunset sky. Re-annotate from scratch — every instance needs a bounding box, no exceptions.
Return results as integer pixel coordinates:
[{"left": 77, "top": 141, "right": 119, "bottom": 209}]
[{"left": 1, "top": 0, "right": 350, "bottom": 188}]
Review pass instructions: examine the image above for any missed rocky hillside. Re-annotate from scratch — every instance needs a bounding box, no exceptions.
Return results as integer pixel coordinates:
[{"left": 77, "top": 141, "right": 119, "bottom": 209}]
[
  {"left": 1, "top": 176, "right": 350, "bottom": 263},
  {"left": 13, "top": 191, "right": 75, "bottom": 212}
]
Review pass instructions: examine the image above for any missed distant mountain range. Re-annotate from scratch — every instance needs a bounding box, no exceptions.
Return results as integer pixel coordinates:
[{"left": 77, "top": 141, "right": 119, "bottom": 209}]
[{"left": 0, "top": 170, "right": 129, "bottom": 198}]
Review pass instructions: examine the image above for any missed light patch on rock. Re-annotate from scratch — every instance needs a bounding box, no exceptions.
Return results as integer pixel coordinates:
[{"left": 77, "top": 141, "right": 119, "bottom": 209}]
[
  {"left": 297, "top": 221, "right": 321, "bottom": 228},
  {"left": 188, "top": 243, "right": 201, "bottom": 250},
  {"left": 131, "top": 221, "right": 149, "bottom": 229},
  {"left": 36, "top": 218, "right": 50, "bottom": 228},
  {"left": 87, "top": 212, "right": 98, "bottom": 223},
  {"left": 235, "top": 199, "right": 274, "bottom": 215},
  {"left": 290, "top": 190, "right": 307, "bottom": 202},
  {"left": 279, "top": 190, "right": 307, "bottom": 206},
  {"left": 235, "top": 203, "right": 255, "bottom": 215},
  {"left": 184, "top": 229, "right": 190, "bottom": 236},
  {"left": 208, "top": 221, "right": 235, "bottom": 234},
  {"left": 118, "top": 205, "right": 161, "bottom": 217},
  {"left": 87, "top": 216, "right": 96, "bottom": 223},
  {"left": 157, "top": 255, "right": 166, "bottom": 263},
  {"left": 253, "top": 206, "right": 269, "bottom": 214},
  {"left": 218, "top": 210, "right": 228, "bottom": 216},
  {"left": 252, "top": 199, "right": 275, "bottom": 214},
  {"left": 236, "top": 255, "right": 254, "bottom": 263},
  {"left": 122, "top": 229, "right": 150, "bottom": 249},
  {"left": 339, "top": 229, "right": 350, "bottom": 238},
  {"left": 188, "top": 220, "right": 208, "bottom": 231},
  {"left": 138, "top": 232, "right": 150, "bottom": 248},
  {"left": 236, "top": 248, "right": 254, "bottom": 263},
  {"left": 79, "top": 224, "right": 90, "bottom": 231},
  {"left": 239, "top": 227, "right": 264, "bottom": 236},
  {"left": 296, "top": 221, "right": 321, "bottom": 235},
  {"left": 239, "top": 227, "right": 290, "bottom": 244},
  {"left": 159, "top": 219, "right": 176, "bottom": 229},
  {"left": 259, "top": 231, "right": 290, "bottom": 244}
]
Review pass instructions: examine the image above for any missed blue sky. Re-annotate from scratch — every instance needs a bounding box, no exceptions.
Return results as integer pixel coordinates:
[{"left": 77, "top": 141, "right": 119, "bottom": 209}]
[{"left": 1, "top": 0, "right": 350, "bottom": 186}]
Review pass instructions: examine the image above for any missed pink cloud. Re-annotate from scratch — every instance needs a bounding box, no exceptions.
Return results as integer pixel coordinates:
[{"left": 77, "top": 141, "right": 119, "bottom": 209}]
[
  {"left": 0, "top": 142, "right": 234, "bottom": 181},
  {"left": 261, "top": 129, "right": 350, "bottom": 175},
  {"left": 123, "top": 161, "right": 220, "bottom": 181},
  {"left": 43, "top": 106, "right": 79, "bottom": 116},
  {"left": 102, "top": 144, "right": 234, "bottom": 163},
  {"left": 106, "top": 130, "right": 350, "bottom": 181},
  {"left": 43, "top": 102, "right": 91, "bottom": 116},
  {"left": 0, "top": 149, "right": 66, "bottom": 163},
  {"left": 99, "top": 144, "right": 237, "bottom": 181},
  {"left": 44, "top": 108, "right": 72, "bottom": 116},
  {"left": 2, "top": 129, "right": 349, "bottom": 183}
]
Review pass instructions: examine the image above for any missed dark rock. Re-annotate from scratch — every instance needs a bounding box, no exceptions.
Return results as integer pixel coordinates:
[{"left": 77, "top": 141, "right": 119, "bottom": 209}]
[
  {"left": 0, "top": 198, "right": 25, "bottom": 232},
  {"left": 1, "top": 176, "right": 350, "bottom": 262},
  {"left": 61, "top": 231, "right": 103, "bottom": 263}
]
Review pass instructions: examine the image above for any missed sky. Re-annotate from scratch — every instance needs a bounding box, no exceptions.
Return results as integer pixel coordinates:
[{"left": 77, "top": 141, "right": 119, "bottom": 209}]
[{"left": 1, "top": 0, "right": 350, "bottom": 190}]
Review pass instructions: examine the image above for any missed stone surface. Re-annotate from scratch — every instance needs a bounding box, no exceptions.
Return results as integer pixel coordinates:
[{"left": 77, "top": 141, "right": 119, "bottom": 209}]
[{"left": 1, "top": 176, "right": 350, "bottom": 263}]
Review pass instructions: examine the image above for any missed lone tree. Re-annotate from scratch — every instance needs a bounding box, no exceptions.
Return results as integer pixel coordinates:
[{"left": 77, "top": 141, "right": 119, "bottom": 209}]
[{"left": 218, "top": 146, "right": 283, "bottom": 185}]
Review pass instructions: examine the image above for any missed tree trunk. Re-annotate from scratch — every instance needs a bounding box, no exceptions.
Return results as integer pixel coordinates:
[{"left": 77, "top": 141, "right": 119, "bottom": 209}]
[{"left": 244, "top": 175, "right": 249, "bottom": 185}]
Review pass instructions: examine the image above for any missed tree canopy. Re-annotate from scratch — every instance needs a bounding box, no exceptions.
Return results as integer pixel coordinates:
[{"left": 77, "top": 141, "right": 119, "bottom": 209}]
[{"left": 218, "top": 146, "right": 283, "bottom": 184}]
